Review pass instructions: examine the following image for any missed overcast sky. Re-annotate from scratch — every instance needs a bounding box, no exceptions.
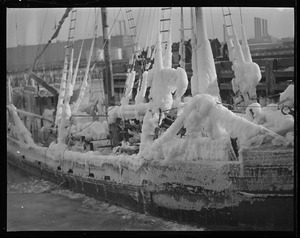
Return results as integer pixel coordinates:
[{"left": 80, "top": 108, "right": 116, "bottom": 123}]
[{"left": 6, "top": 7, "right": 295, "bottom": 48}]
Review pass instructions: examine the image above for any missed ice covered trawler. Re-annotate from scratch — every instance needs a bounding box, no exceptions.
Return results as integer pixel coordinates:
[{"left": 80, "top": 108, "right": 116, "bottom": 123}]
[{"left": 7, "top": 8, "right": 294, "bottom": 230}]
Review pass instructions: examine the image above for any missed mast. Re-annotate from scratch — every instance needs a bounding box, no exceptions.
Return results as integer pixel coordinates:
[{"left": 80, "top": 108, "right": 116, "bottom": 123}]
[
  {"left": 101, "top": 8, "right": 115, "bottom": 106},
  {"left": 192, "top": 7, "right": 220, "bottom": 99},
  {"left": 179, "top": 7, "right": 185, "bottom": 70}
]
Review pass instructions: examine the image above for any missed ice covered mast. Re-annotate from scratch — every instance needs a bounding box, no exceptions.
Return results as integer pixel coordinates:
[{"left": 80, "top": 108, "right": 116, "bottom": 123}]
[{"left": 191, "top": 7, "right": 220, "bottom": 100}]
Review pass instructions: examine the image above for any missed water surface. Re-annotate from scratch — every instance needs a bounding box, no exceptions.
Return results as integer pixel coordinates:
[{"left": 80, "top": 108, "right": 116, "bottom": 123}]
[{"left": 7, "top": 164, "right": 204, "bottom": 231}]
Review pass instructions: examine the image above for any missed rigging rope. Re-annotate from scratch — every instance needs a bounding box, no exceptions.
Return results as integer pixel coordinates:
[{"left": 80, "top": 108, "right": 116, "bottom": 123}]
[
  {"left": 34, "top": 8, "right": 49, "bottom": 70},
  {"left": 239, "top": 7, "right": 243, "bottom": 25},
  {"left": 210, "top": 8, "right": 215, "bottom": 38},
  {"left": 72, "top": 8, "right": 92, "bottom": 88},
  {"left": 14, "top": 9, "right": 18, "bottom": 46},
  {"left": 148, "top": 8, "right": 157, "bottom": 51},
  {"left": 136, "top": 8, "right": 146, "bottom": 51},
  {"left": 32, "top": 8, "right": 73, "bottom": 71},
  {"left": 90, "top": 8, "right": 122, "bottom": 72},
  {"left": 144, "top": 8, "right": 153, "bottom": 50}
]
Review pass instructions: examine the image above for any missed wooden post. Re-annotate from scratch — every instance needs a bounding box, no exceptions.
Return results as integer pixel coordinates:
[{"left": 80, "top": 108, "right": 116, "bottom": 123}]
[
  {"left": 101, "top": 8, "right": 115, "bottom": 106},
  {"left": 265, "top": 59, "right": 275, "bottom": 98}
]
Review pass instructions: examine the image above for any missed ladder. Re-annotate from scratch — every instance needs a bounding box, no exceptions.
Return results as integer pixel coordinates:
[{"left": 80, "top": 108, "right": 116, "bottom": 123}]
[
  {"left": 125, "top": 8, "right": 138, "bottom": 52},
  {"left": 160, "top": 7, "right": 172, "bottom": 47},
  {"left": 63, "top": 8, "right": 78, "bottom": 76},
  {"left": 222, "top": 7, "right": 234, "bottom": 39}
]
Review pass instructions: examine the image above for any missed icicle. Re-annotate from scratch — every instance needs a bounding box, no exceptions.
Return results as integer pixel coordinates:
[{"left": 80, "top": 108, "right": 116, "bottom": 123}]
[
  {"left": 7, "top": 104, "right": 35, "bottom": 146},
  {"left": 241, "top": 24, "right": 252, "bottom": 63},
  {"left": 57, "top": 47, "right": 75, "bottom": 144},
  {"left": 71, "top": 40, "right": 84, "bottom": 90},
  {"left": 190, "top": 8, "right": 198, "bottom": 96},
  {"left": 193, "top": 7, "right": 220, "bottom": 100},
  {"left": 147, "top": 46, "right": 152, "bottom": 58},
  {"left": 7, "top": 77, "right": 12, "bottom": 105},
  {"left": 163, "top": 31, "right": 172, "bottom": 69},
  {"left": 121, "top": 71, "right": 136, "bottom": 106},
  {"left": 129, "top": 54, "right": 134, "bottom": 66},
  {"left": 64, "top": 48, "right": 74, "bottom": 116},
  {"left": 135, "top": 71, "right": 148, "bottom": 104},
  {"left": 231, "top": 26, "right": 245, "bottom": 64},
  {"left": 97, "top": 77, "right": 106, "bottom": 115},
  {"left": 72, "top": 36, "right": 96, "bottom": 114},
  {"left": 155, "top": 33, "right": 164, "bottom": 71},
  {"left": 146, "top": 36, "right": 163, "bottom": 89},
  {"left": 55, "top": 53, "right": 69, "bottom": 126},
  {"left": 224, "top": 27, "right": 235, "bottom": 62}
]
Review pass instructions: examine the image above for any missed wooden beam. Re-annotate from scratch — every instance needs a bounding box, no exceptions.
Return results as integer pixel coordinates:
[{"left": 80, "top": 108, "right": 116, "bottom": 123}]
[
  {"left": 8, "top": 106, "right": 54, "bottom": 123},
  {"left": 29, "top": 71, "right": 59, "bottom": 96}
]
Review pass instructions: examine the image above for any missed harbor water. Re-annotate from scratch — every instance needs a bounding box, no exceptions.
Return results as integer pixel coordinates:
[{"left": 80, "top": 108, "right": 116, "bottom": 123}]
[{"left": 7, "top": 163, "right": 205, "bottom": 231}]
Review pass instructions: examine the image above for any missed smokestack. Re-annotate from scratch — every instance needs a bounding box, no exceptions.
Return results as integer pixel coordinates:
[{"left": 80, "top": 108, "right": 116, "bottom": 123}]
[{"left": 254, "top": 17, "right": 262, "bottom": 40}]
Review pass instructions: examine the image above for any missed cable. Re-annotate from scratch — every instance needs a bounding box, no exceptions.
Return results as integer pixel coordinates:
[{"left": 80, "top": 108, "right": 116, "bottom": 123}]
[
  {"left": 239, "top": 7, "right": 243, "bottom": 25},
  {"left": 144, "top": 8, "right": 152, "bottom": 50},
  {"left": 210, "top": 8, "right": 215, "bottom": 38},
  {"left": 35, "top": 8, "right": 49, "bottom": 69},
  {"left": 148, "top": 8, "right": 157, "bottom": 49},
  {"left": 136, "top": 8, "right": 146, "bottom": 50},
  {"left": 91, "top": 8, "right": 122, "bottom": 71}
]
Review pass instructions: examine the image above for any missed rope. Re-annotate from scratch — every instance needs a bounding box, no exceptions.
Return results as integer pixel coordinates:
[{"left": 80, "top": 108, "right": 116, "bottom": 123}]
[
  {"left": 34, "top": 8, "right": 49, "bottom": 69},
  {"left": 113, "top": 8, "right": 118, "bottom": 36},
  {"left": 148, "top": 8, "right": 157, "bottom": 50},
  {"left": 144, "top": 8, "right": 153, "bottom": 50},
  {"left": 136, "top": 8, "right": 146, "bottom": 50},
  {"left": 239, "top": 7, "right": 243, "bottom": 25},
  {"left": 210, "top": 8, "right": 215, "bottom": 38},
  {"left": 91, "top": 8, "right": 122, "bottom": 71},
  {"left": 73, "top": 8, "right": 91, "bottom": 87},
  {"left": 15, "top": 9, "right": 18, "bottom": 46}
]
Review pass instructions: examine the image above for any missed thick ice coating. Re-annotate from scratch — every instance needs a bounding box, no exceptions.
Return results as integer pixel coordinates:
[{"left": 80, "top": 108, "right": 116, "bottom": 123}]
[
  {"left": 121, "top": 71, "right": 136, "bottom": 106},
  {"left": 139, "top": 35, "right": 188, "bottom": 152},
  {"left": 225, "top": 24, "right": 261, "bottom": 103},
  {"left": 7, "top": 104, "right": 35, "bottom": 146},
  {"left": 191, "top": 8, "right": 220, "bottom": 100},
  {"left": 279, "top": 85, "right": 294, "bottom": 107},
  {"left": 245, "top": 102, "right": 294, "bottom": 137},
  {"left": 141, "top": 94, "right": 276, "bottom": 161}
]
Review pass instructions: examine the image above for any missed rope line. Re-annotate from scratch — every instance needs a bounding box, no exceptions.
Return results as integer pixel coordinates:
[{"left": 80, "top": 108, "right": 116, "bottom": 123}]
[
  {"left": 144, "top": 8, "right": 153, "bottom": 50},
  {"left": 35, "top": 8, "right": 49, "bottom": 69},
  {"left": 210, "top": 8, "right": 215, "bottom": 38}
]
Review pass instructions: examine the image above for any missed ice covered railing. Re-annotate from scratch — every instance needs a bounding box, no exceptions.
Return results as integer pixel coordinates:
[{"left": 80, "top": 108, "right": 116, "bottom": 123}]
[{"left": 140, "top": 94, "right": 291, "bottom": 162}]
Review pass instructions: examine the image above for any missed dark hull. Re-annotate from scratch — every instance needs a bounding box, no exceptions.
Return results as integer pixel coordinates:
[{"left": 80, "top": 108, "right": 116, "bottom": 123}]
[{"left": 7, "top": 139, "right": 294, "bottom": 231}]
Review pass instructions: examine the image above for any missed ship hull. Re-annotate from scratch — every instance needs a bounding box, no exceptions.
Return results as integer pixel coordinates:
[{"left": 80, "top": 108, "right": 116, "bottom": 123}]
[{"left": 7, "top": 137, "right": 294, "bottom": 231}]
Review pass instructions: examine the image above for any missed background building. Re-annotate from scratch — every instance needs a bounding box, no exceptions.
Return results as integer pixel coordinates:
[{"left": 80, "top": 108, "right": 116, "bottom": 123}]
[{"left": 6, "top": 35, "right": 134, "bottom": 73}]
